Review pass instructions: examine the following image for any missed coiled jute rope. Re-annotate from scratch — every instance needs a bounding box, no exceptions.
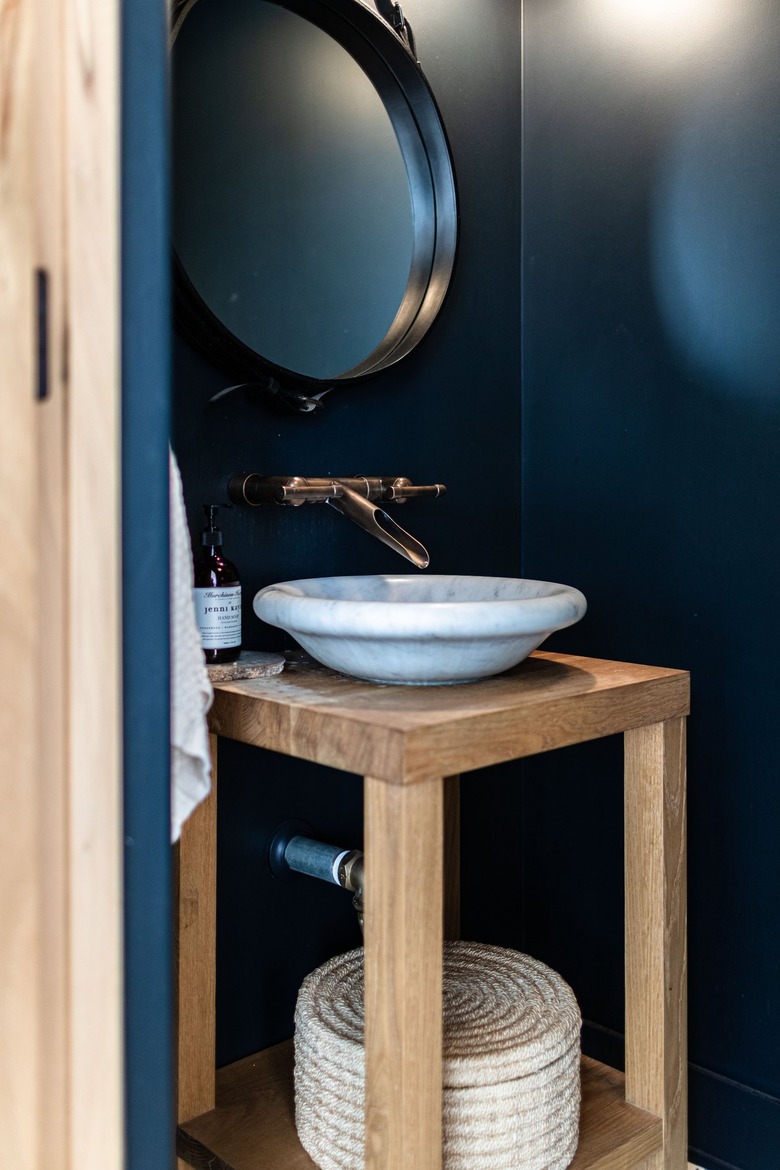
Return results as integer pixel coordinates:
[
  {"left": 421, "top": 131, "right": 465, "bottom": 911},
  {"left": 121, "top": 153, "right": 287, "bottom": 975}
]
[{"left": 294, "top": 941, "right": 582, "bottom": 1170}]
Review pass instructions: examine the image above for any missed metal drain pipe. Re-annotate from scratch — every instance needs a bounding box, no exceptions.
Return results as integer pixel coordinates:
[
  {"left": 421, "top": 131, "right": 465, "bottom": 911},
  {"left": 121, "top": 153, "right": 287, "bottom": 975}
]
[{"left": 269, "top": 822, "right": 365, "bottom": 934}]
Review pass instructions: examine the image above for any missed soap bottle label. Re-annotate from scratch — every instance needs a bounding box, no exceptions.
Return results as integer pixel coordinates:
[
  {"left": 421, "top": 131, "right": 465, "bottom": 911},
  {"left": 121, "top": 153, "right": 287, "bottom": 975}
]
[{"left": 194, "top": 585, "right": 242, "bottom": 649}]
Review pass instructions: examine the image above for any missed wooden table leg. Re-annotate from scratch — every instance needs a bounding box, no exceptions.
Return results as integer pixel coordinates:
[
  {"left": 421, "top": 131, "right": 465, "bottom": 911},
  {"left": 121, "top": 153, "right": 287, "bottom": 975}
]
[
  {"left": 364, "top": 775, "right": 444, "bottom": 1170},
  {"left": 176, "top": 733, "right": 218, "bottom": 1166},
  {"left": 444, "top": 775, "right": 461, "bottom": 941},
  {"left": 624, "top": 718, "right": 688, "bottom": 1169}
]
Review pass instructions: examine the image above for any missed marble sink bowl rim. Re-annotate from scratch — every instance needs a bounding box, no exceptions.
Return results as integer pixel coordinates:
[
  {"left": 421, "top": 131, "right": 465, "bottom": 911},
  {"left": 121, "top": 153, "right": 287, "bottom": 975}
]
[{"left": 254, "top": 574, "right": 587, "bottom": 685}]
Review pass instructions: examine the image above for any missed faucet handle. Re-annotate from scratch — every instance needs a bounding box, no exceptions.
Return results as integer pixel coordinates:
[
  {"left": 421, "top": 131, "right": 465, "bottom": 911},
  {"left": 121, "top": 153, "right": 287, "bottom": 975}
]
[
  {"left": 384, "top": 477, "right": 446, "bottom": 502},
  {"left": 342, "top": 476, "right": 446, "bottom": 502}
]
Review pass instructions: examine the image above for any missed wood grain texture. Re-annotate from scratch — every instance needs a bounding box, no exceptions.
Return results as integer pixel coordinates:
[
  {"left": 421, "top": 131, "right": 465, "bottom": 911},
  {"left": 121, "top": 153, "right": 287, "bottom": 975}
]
[
  {"left": 34, "top": 0, "right": 69, "bottom": 1148},
  {"left": 209, "top": 653, "right": 689, "bottom": 783},
  {"left": 64, "top": 0, "right": 125, "bottom": 1163},
  {"left": 0, "top": 0, "right": 45, "bottom": 1158},
  {"left": 364, "top": 775, "right": 444, "bottom": 1170},
  {"left": 1, "top": 0, "right": 124, "bottom": 1162},
  {"left": 443, "top": 775, "right": 461, "bottom": 940},
  {"left": 177, "top": 1044, "right": 662, "bottom": 1170},
  {"left": 572, "top": 1058, "right": 662, "bottom": 1169},
  {"left": 178, "top": 1043, "right": 317, "bottom": 1170},
  {"left": 625, "top": 719, "right": 688, "bottom": 1169},
  {"left": 178, "top": 735, "right": 218, "bottom": 1125},
  {"left": 0, "top": 0, "right": 100, "bottom": 1162}
]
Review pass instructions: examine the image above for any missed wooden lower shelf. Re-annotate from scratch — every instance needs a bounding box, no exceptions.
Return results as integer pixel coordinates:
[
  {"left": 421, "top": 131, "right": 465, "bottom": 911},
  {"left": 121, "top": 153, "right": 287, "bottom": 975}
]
[{"left": 177, "top": 1040, "right": 662, "bottom": 1170}]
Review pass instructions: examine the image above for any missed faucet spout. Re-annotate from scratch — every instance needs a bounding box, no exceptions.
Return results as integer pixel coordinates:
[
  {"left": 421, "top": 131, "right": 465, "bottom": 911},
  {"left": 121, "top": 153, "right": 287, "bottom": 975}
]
[{"left": 326, "top": 484, "right": 430, "bottom": 569}]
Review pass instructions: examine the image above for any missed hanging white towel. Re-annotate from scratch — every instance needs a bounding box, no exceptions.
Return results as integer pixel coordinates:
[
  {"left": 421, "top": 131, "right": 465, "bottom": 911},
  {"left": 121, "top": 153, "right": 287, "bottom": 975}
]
[{"left": 169, "top": 447, "right": 213, "bottom": 842}]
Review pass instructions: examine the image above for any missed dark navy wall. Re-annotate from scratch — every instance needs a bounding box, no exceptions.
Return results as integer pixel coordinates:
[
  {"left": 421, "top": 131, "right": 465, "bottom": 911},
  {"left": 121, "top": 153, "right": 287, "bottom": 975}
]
[
  {"left": 122, "top": 0, "right": 173, "bottom": 1167},
  {"left": 173, "top": 0, "right": 524, "bottom": 1069},
  {"left": 520, "top": 3, "right": 780, "bottom": 1168},
  {"left": 168, "top": 2, "right": 780, "bottom": 1167}
]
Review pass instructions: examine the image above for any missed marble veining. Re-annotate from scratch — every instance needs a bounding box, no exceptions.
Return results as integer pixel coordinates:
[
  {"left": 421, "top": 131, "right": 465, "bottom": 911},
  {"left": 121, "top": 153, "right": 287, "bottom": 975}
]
[{"left": 254, "top": 575, "right": 587, "bottom": 685}]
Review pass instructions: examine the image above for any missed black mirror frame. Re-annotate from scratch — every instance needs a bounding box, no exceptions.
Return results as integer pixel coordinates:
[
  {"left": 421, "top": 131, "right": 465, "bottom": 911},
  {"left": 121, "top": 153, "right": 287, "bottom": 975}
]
[{"left": 171, "top": 0, "right": 458, "bottom": 412}]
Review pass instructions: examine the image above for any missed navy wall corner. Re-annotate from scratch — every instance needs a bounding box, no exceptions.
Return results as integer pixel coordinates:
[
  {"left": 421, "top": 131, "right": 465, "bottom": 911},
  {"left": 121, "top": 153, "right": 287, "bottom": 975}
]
[{"left": 520, "top": 2, "right": 780, "bottom": 1166}]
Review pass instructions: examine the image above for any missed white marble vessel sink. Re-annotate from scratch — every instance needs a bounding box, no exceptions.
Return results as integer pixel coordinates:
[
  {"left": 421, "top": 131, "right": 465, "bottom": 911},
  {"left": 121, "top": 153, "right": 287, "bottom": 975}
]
[{"left": 254, "top": 575, "right": 587, "bottom": 685}]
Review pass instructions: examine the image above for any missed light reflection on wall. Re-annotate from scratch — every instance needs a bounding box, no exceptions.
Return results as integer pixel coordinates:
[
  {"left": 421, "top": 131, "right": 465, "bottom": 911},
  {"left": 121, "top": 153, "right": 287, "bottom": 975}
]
[
  {"left": 582, "top": 0, "right": 733, "bottom": 64},
  {"left": 651, "top": 33, "right": 780, "bottom": 402}
]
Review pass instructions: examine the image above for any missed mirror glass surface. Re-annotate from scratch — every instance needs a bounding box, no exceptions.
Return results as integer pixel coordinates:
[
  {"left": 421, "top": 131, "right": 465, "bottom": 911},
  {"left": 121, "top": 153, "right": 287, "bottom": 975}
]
[{"left": 172, "top": 0, "right": 418, "bottom": 380}]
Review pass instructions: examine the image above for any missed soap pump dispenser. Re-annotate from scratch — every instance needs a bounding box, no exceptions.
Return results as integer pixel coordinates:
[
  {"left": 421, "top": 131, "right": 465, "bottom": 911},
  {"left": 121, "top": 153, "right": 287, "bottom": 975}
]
[{"left": 193, "top": 504, "right": 242, "bottom": 664}]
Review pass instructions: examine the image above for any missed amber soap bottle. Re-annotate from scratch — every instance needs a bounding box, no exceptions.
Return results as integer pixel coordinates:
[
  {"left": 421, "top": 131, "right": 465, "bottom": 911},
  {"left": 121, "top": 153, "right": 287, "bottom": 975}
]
[{"left": 193, "top": 504, "right": 242, "bottom": 663}]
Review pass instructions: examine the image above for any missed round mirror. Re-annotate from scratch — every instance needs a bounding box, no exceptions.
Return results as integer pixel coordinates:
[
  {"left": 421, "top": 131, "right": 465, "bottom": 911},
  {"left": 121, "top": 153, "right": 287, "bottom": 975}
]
[{"left": 171, "top": 0, "right": 457, "bottom": 408}]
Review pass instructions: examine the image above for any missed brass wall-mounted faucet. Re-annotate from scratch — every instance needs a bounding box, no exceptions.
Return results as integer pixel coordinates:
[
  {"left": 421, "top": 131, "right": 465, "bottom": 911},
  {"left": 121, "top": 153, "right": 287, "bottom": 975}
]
[{"left": 228, "top": 474, "right": 446, "bottom": 569}]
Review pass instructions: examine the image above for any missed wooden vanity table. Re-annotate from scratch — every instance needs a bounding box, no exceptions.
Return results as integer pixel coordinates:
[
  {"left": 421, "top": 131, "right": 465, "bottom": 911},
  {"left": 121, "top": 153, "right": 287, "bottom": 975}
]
[{"left": 176, "top": 650, "right": 689, "bottom": 1170}]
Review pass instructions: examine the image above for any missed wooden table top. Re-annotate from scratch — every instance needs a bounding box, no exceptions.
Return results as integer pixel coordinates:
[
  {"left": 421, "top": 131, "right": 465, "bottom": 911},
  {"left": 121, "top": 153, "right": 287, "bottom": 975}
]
[{"left": 208, "top": 651, "right": 689, "bottom": 784}]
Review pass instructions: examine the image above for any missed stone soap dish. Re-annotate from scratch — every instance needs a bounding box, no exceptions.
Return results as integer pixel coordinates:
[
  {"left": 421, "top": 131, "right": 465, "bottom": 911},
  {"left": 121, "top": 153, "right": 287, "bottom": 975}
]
[
  {"left": 206, "top": 650, "right": 285, "bottom": 683},
  {"left": 254, "top": 574, "right": 587, "bottom": 685}
]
